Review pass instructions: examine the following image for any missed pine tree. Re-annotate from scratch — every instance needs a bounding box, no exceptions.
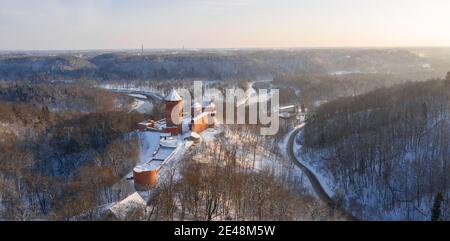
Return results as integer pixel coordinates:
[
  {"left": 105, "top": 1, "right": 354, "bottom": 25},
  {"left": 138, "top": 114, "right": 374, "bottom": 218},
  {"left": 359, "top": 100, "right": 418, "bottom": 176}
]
[{"left": 431, "top": 192, "right": 443, "bottom": 221}]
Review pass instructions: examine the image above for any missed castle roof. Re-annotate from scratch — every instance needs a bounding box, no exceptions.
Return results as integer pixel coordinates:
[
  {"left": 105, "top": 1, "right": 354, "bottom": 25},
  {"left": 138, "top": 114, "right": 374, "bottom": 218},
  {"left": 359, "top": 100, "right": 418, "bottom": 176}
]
[{"left": 165, "top": 89, "right": 182, "bottom": 102}]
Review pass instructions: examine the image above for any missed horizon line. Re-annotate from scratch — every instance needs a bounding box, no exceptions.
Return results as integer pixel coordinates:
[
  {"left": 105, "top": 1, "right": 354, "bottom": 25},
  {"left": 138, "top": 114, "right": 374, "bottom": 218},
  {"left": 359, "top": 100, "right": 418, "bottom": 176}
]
[{"left": 2, "top": 45, "right": 450, "bottom": 52}]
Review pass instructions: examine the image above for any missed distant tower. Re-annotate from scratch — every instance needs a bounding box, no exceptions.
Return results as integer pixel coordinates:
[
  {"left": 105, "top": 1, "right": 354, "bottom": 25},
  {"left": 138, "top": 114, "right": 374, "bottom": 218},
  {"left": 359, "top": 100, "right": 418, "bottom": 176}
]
[
  {"left": 165, "top": 89, "right": 183, "bottom": 135},
  {"left": 141, "top": 44, "right": 144, "bottom": 55}
]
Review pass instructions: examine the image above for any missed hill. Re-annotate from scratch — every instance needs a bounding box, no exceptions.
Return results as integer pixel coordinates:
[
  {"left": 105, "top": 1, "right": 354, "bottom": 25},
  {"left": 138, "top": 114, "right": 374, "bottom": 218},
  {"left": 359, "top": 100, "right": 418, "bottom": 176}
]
[
  {"left": 298, "top": 76, "right": 450, "bottom": 220},
  {"left": 0, "top": 49, "right": 440, "bottom": 82}
]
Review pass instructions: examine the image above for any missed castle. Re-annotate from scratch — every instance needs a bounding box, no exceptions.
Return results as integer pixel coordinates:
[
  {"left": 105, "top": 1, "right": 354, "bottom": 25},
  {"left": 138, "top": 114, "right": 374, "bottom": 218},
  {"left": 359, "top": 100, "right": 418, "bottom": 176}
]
[
  {"left": 133, "top": 89, "right": 216, "bottom": 190},
  {"left": 137, "top": 89, "right": 216, "bottom": 135}
]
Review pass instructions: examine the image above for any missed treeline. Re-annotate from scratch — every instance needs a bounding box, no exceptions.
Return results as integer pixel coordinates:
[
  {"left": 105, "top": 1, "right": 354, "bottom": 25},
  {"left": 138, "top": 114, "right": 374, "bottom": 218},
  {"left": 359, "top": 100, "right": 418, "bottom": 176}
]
[
  {"left": 33, "top": 111, "right": 144, "bottom": 177},
  {"left": 300, "top": 74, "right": 450, "bottom": 220},
  {"left": 111, "top": 133, "right": 346, "bottom": 221},
  {"left": 0, "top": 82, "right": 120, "bottom": 112},
  {"left": 0, "top": 85, "right": 145, "bottom": 220},
  {"left": 0, "top": 49, "right": 434, "bottom": 82},
  {"left": 0, "top": 136, "right": 139, "bottom": 220},
  {"left": 274, "top": 73, "right": 412, "bottom": 108}
]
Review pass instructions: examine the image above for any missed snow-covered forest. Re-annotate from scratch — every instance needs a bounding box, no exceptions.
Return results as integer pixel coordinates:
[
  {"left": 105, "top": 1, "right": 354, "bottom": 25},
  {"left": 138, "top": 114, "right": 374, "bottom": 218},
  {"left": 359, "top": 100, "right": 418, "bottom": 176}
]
[
  {"left": 300, "top": 74, "right": 450, "bottom": 220},
  {"left": 0, "top": 48, "right": 449, "bottom": 221}
]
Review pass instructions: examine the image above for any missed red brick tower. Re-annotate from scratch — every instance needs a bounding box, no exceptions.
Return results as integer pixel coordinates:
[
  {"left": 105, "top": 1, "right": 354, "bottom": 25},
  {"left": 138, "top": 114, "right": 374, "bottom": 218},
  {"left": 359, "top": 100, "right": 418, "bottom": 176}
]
[{"left": 165, "top": 89, "right": 183, "bottom": 135}]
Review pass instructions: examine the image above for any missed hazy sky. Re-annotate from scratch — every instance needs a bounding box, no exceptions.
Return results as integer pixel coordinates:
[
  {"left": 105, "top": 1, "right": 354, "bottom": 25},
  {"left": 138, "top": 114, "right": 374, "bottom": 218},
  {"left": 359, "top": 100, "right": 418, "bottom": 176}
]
[{"left": 1, "top": 0, "right": 449, "bottom": 50}]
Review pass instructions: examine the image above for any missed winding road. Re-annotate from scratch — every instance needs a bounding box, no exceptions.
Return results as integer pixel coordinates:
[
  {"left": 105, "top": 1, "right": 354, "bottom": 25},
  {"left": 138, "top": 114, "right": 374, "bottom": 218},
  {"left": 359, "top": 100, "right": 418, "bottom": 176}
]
[
  {"left": 287, "top": 127, "right": 334, "bottom": 205},
  {"left": 286, "top": 126, "right": 357, "bottom": 220},
  {"left": 107, "top": 88, "right": 164, "bottom": 101}
]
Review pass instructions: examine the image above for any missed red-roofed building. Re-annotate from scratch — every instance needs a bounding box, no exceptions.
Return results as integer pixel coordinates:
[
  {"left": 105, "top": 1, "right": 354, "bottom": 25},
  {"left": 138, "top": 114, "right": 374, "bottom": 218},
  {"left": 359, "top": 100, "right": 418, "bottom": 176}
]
[{"left": 164, "top": 89, "right": 183, "bottom": 135}]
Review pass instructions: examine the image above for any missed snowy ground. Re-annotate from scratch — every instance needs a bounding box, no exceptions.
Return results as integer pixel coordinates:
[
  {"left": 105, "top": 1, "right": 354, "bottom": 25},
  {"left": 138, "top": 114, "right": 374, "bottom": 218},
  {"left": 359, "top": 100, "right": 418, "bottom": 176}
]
[
  {"left": 214, "top": 125, "right": 315, "bottom": 197},
  {"left": 199, "top": 127, "right": 222, "bottom": 142},
  {"left": 109, "top": 192, "right": 147, "bottom": 220},
  {"left": 137, "top": 131, "right": 161, "bottom": 166},
  {"left": 127, "top": 93, "right": 148, "bottom": 99},
  {"left": 99, "top": 84, "right": 164, "bottom": 101},
  {"left": 103, "top": 131, "right": 162, "bottom": 207},
  {"left": 100, "top": 83, "right": 161, "bottom": 95},
  {"left": 104, "top": 123, "right": 323, "bottom": 219},
  {"left": 106, "top": 131, "right": 195, "bottom": 218},
  {"left": 129, "top": 99, "right": 153, "bottom": 114},
  {"left": 293, "top": 129, "right": 449, "bottom": 220},
  {"left": 293, "top": 130, "right": 335, "bottom": 198},
  {"left": 127, "top": 93, "right": 154, "bottom": 114},
  {"left": 277, "top": 125, "right": 316, "bottom": 198}
]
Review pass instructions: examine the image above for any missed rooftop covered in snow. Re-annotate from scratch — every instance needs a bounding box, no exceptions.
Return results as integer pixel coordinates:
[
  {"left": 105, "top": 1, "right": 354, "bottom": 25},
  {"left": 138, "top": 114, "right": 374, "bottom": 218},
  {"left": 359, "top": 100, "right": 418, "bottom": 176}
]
[
  {"left": 133, "top": 160, "right": 164, "bottom": 172},
  {"left": 109, "top": 192, "right": 146, "bottom": 220},
  {"left": 153, "top": 146, "right": 176, "bottom": 162},
  {"left": 164, "top": 89, "right": 182, "bottom": 102}
]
